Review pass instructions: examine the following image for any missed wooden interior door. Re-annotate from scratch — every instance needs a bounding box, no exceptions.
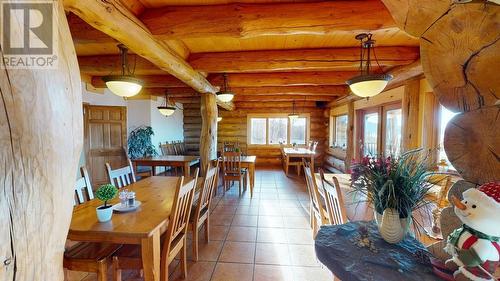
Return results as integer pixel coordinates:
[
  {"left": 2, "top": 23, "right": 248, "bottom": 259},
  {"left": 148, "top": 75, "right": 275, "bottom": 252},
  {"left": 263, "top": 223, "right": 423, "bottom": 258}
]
[{"left": 84, "top": 105, "right": 127, "bottom": 186}]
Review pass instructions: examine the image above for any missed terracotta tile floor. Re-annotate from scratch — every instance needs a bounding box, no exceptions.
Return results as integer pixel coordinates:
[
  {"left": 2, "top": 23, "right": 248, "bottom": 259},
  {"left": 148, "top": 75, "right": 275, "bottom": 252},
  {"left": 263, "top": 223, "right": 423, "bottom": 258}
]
[{"left": 65, "top": 167, "right": 333, "bottom": 281}]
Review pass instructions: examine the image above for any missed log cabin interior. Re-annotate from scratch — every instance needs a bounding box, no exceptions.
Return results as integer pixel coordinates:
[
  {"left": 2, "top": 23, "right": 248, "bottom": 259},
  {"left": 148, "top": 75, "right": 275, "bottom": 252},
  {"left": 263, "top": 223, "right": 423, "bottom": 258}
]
[{"left": 1, "top": 1, "right": 499, "bottom": 281}]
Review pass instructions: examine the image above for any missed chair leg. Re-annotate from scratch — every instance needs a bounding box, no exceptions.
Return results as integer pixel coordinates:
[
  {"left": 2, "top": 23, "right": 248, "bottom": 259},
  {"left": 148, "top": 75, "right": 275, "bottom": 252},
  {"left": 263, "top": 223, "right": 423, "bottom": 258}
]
[
  {"left": 239, "top": 178, "right": 242, "bottom": 196},
  {"left": 181, "top": 238, "right": 188, "bottom": 279},
  {"left": 285, "top": 163, "right": 289, "bottom": 176},
  {"left": 112, "top": 257, "right": 121, "bottom": 281},
  {"left": 97, "top": 260, "right": 108, "bottom": 281},
  {"left": 192, "top": 224, "right": 199, "bottom": 262},
  {"left": 204, "top": 216, "right": 210, "bottom": 242}
]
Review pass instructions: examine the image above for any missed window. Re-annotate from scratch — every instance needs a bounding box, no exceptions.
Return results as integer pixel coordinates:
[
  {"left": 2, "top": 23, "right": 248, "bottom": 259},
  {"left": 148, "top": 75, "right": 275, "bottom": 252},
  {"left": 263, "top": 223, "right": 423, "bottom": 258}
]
[
  {"left": 250, "top": 118, "right": 266, "bottom": 145},
  {"left": 438, "top": 105, "right": 458, "bottom": 166},
  {"left": 363, "top": 112, "right": 379, "bottom": 156},
  {"left": 269, "top": 118, "right": 288, "bottom": 144},
  {"left": 334, "top": 115, "right": 348, "bottom": 148},
  {"left": 384, "top": 108, "right": 402, "bottom": 157},
  {"left": 248, "top": 115, "right": 309, "bottom": 145}
]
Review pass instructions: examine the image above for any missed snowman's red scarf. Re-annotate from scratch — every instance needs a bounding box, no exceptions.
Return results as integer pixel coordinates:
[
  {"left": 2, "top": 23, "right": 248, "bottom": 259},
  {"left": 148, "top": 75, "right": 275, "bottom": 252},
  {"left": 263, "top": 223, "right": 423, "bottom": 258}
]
[{"left": 448, "top": 224, "right": 500, "bottom": 246}]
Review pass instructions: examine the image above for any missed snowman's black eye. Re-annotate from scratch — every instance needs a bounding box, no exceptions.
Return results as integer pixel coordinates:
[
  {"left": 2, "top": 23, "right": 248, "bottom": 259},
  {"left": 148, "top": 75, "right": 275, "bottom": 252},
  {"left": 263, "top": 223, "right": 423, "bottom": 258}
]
[
  {"left": 464, "top": 201, "right": 468, "bottom": 204},
  {"left": 472, "top": 205, "right": 476, "bottom": 209}
]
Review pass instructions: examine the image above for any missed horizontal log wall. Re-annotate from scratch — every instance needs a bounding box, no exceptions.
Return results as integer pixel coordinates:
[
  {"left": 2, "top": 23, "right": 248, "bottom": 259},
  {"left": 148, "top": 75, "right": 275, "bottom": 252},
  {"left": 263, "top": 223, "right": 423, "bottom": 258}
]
[{"left": 183, "top": 101, "right": 329, "bottom": 167}]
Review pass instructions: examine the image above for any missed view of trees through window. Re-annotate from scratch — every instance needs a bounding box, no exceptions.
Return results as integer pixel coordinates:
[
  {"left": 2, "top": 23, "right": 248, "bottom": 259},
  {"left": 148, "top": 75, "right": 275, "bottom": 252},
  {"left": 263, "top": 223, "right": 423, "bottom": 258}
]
[
  {"left": 249, "top": 116, "right": 307, "bottom": 145},
  {"left": 334, "top": 115, "right": 348, "bottom": 148}
]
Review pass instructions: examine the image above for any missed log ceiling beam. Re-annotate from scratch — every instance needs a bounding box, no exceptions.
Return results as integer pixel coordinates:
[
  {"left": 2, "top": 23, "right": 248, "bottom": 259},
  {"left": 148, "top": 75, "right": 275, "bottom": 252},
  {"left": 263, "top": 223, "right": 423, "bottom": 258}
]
[
  {"left": 139, "top": 1, "right": 395, "bottom": 39},
  {"left": 90, "top": 71, "right": 357, "bottom": 88},
  {"left": 188, "top": 47, "right": 419, "bottom": 73},
  {"left": 63, "top": 0, "right": 217, "bottom": 95},
  {"left": 79, "top": 46, "right": 419, "bottom": 75}
]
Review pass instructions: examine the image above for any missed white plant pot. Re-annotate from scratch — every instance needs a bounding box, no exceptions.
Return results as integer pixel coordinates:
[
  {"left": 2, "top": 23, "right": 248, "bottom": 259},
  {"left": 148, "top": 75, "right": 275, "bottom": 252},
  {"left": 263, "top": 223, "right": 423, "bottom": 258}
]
[
  {"left": 374, "top": 208, "right": 412, "bottom": 244},
  {"left": 96, "top": 205, "right": 113, "bottom": 222}
]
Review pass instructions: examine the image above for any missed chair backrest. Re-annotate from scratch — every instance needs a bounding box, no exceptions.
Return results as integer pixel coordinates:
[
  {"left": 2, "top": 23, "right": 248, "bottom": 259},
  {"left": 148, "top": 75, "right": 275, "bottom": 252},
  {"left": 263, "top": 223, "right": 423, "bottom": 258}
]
[
  {"left": 311, "top": 141, "right": 319, "bottom": 153},
  {"left": 105, "top": 159, "right": 136, "bottom": 188},
  {"left": 74, "top": 166, "right": 94, "bottom": 205},
  {"left": 303, "top": 159, "right": 325, "bottom": 220},
  {"left": 307, "top": 140, "right": 313, "bottom": 150},
  {"left": 223, "top": 142, "right": 240, "bottom": 153},
  {"left": 435, "top": 175, "right": 452, "bottom": 208},
  {"left": 319, "top": 169, "right": 348, "bottom": 225},
  {"left": 163, "top": 168, "right": 199, "bottom": 255},
  {"left": 222, "top": 151, "right": 242, "bottom": 174},
  {"left": 193, "top": 164, "right": 219, "bottom": 221}
]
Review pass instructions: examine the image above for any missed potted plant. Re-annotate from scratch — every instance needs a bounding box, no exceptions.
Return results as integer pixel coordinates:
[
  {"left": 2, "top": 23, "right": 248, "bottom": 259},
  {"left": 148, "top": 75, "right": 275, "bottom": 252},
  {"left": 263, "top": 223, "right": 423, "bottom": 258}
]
[
  {"left": 350, "top": 149, "right": 439, "bottom": 243},
  {"left": 95, "top": 184, "right": 118, "bottom": 222},
  {"left": 128, "top": 126, "right": 158, "bottom": 159}
]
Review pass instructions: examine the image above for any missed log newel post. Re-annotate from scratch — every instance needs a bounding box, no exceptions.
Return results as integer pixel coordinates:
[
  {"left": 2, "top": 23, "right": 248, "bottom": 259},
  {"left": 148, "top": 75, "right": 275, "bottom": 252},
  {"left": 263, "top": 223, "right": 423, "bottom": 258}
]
[
  {"left": 199, "top": 93, "right": 218, "bottom": 175},
  {"left": 0, "top": 1, "right": 82, "bottom": 280}
]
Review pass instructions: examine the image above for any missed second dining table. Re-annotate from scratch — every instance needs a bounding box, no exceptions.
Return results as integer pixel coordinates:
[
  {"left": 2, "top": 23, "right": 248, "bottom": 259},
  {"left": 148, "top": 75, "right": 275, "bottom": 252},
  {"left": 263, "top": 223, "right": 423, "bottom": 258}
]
[
  {"left": 132, "top": 155, "right": 200, "bottom": 177},
  {"left": 68, "top": 176, "right": 197, "bottom": 281}
]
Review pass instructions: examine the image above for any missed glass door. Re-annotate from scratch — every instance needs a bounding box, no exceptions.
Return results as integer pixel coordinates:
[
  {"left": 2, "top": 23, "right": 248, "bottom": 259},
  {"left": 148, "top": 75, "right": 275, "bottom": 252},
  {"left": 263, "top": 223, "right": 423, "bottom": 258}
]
[
  {"left": 383, "top": 108, "right": 402, "bottom": 157},
  {"left": 358, "top": 110, "right": 380, "bottom": 157}
]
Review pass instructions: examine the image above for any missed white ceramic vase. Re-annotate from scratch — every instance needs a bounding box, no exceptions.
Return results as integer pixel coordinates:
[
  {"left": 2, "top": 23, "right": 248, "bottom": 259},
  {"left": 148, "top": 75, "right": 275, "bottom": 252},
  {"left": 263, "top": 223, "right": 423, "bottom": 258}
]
[
  {"left": 96, "top": 205, "right": 113, "bottom": 222},
  {"left": 374, "top": 208, "right": 411, "bottom": 244}
]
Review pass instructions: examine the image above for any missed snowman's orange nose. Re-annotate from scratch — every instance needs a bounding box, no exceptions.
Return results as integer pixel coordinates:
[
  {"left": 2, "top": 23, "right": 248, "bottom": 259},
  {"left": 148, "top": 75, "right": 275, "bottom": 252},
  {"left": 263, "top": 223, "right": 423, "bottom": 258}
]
[{"left": 452, "top": 196, "right": 467, "bottom": 210}]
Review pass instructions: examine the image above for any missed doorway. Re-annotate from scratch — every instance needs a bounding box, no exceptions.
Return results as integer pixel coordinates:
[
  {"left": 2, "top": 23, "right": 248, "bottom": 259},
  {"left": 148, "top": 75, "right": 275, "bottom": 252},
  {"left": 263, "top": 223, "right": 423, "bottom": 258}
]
[{"left": 84, "top": 105, "right": 128, "bottom": 186}]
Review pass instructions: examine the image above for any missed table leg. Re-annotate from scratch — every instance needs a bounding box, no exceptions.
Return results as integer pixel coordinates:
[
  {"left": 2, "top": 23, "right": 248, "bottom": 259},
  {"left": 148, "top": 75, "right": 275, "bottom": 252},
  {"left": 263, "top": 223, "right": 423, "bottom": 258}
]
[
  {"left": 151, "top": 165, "right": 157, "bottom": 176},
  {"left": 249, "top": 163, "right": 255, "bottom": 198},
  {"left": 141, "top": 230, "right": 161, "bottom": 281},
  {"left": 184, "top": 162, "right": 191, "bottom": 177},
  {"left": 310, "top": 155, "right": 315, "bottom": 172}
]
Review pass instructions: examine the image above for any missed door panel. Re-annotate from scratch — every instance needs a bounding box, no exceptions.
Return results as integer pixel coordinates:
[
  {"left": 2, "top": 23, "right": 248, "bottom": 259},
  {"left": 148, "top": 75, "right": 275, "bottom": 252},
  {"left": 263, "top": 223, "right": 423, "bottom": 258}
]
[{"left": 84, "top": 105, "right": 127, "bottom": 186}]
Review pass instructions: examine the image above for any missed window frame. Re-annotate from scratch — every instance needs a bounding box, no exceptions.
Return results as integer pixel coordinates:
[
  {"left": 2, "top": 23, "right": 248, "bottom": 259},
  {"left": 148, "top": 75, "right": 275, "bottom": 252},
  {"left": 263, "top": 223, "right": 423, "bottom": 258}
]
[
  {"left": 331, "top": 114, "right": 348, "bottom": 149},
  {"left": 247, "top": 113, "right": 310, "bottom": 147}
]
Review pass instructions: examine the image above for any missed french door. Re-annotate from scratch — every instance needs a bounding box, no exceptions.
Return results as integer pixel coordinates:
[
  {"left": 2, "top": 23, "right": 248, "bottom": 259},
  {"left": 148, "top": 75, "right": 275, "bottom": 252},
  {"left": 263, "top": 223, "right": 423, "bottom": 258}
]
[{"left": 357, "top": 103, "right": 402, "bottom": 158}]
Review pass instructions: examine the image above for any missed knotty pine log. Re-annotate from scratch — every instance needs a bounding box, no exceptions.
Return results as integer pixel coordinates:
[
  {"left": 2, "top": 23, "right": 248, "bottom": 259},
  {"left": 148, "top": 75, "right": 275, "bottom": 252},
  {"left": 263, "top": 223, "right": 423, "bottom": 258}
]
[
  {"left": 140, "top": 1, "right": 395, "bottom": 39},
  {"left": 208, "top": 72, "right": 356, "bottom": 87},
  {"left": 444, "top": 106, "right": 500, "bottom": 185},
  {"left": 64, "top": 0, "right": 217, "bottom": 94},
  {"left": 188, "top": 47, "right": 419, "bottom": 73},
  {"left": 345, "top": 101, "right": 355, "bottom": 170},
  {"left": 199, "top": 94, "right": 218, "bottom": 174},
  {"left": 421, "top": 2, "right": 499, "bottom": 113},
  {"left": 0, "top": 1, "right": 83, "bottom": 280},
  {"left": 401, "top": 79, "right": 421, "bottom": 151}
]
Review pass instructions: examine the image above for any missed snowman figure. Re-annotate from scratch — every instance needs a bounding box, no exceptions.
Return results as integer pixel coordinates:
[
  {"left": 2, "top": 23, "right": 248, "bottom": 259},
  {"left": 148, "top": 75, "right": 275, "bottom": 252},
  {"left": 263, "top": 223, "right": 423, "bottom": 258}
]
[{"left": 445, "top": 182, "right": 500, "bottom": 281}]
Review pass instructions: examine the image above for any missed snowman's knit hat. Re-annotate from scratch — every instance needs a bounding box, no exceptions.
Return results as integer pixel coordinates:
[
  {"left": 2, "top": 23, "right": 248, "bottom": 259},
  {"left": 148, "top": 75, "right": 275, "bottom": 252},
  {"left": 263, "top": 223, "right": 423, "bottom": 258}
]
[{"left": 478, "top": 182, "right": 500, "bottom": 204}]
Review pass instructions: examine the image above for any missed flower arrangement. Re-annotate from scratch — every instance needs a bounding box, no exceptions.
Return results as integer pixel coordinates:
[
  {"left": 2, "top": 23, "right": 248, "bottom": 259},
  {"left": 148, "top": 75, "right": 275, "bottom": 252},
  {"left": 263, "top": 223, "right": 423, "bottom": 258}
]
[
  {"left": 95, "top": 184, "right": 118, "bottom": 208},
  {"left": 350, "top": 149, "right": 439, "bottom": 219}
]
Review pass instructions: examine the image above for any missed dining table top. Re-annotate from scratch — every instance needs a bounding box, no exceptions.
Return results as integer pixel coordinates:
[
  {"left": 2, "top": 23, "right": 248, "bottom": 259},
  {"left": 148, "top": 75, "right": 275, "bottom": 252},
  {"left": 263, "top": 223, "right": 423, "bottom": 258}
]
[
  {"left": 68, "top": 176, "right": 191, "bottom": 239},
  {"left": 131, "top": 155, "right": 200, "bottom": 163},
  {"left": 283, "top": 147, "right": 316, "bottom": 155}
]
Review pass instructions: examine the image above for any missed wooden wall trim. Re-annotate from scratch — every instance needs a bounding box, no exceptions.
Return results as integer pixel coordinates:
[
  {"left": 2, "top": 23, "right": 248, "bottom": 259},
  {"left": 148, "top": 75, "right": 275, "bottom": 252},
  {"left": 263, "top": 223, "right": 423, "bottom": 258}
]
[{"left": 402, "top": 79, "right": 421, "bottom": 151}]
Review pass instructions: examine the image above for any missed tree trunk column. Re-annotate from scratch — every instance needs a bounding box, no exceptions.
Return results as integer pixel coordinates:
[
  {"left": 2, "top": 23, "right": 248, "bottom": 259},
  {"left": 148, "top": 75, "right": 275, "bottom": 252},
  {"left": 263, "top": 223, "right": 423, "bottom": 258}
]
[
  {"left": 199, "top": 93, "right": 218, "bottom": 175},
  {"left": 0, "top": 1, "right": 83, "bottom": 280}
]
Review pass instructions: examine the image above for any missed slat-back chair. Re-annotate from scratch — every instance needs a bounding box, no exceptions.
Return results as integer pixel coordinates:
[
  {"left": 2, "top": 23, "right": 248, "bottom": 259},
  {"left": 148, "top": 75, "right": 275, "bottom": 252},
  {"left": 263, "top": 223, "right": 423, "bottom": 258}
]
[
  {"left": 105, "top": 159, "right": 136, "bottom": 188},
  {"left": 65, "top": 166, "right": 122, "bottom": 281},
  {"left": 112, "top": 169, "right": 199, "bottom": 281},
  {"left": 189, "top": 164, "right": 219, "bottom": 261},
  {"left": 303, "top": 159, "right": 328, "bottom": 237},
  {"left": 319, "top": 169, "right": 348, "bottom": 225},
  {"left": 74, "top": 166, "right": 94, "bottom": 205},
  {"left": 311, "top": 141, "right": 319, "bottom": 153},
  {"left": 222, "top": 151, "right": 247, "bottom": 196},
  {"left": 281, "top": 144, "right": 302, "bottom": 176}
]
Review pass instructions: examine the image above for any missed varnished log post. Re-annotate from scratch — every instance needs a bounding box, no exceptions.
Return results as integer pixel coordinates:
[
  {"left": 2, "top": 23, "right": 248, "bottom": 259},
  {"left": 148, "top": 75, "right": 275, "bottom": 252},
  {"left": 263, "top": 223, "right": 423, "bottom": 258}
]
[
  {"left": 402, "top": 79, "right": 420, "bottom": 151},
  {"left": 0, "top": 1, "right": 82, "bottom": 280},
  {"left": 199, "top": 93, "right": 218, "bottom": 175},
  {"left": 345, "top": 101, "right": 355, "bottom": 170}
]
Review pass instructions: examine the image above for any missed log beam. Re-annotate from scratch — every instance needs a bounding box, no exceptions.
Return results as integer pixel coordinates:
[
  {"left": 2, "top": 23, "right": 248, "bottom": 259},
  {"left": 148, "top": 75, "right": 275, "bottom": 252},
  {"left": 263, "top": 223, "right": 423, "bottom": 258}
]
[
  {"left": 200, "top": 93, "right": 218, "bottom": 175},
  {"left": 1, "top": 1, "right": 83, "bottom": 280},
  {"left": 64, "top": 0, "right": 217, "bottom": 94},
  {"left": 188, "top": 47, "right": 420, "bottom": 73},
  {"left": 140, "top": 1, "right": 395, "bottom": 39}
]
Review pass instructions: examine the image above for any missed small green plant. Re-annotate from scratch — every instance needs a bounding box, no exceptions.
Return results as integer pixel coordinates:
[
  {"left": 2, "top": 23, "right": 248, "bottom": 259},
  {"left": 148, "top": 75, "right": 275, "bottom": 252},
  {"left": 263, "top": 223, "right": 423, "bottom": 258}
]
[
  {"left": 95, "top": 184, "right": 118, "bottom": 208},
  {"left": 128, "top": 126, "right": 158, "bottom": 159}
]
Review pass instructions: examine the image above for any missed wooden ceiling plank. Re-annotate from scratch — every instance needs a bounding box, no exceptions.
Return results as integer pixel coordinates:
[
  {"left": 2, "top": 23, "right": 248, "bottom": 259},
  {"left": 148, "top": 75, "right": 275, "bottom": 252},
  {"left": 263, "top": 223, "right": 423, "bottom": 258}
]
[
  {"left": 63, "top": 0, "right": 215, "bottom": 94},
  {"left": 188, "top": 47, "right": 420, "bottom": 73},
  {"left": 140, "top": 1, "right": 395, "bottom": 39}
]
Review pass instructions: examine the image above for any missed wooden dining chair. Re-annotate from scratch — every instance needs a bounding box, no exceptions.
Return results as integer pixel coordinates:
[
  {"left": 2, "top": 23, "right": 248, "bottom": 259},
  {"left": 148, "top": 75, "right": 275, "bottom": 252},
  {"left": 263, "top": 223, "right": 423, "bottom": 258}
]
[
  {"left": 222, "top": 151, "right": 247, "bottom": 196},
  {"left": 319, "top": 169, "right": 348, "bottom": 225},
  {"left": 105, "top": 159, "right": 136, "bottom": 188},
  {"left": 189, "top": 164, "right": 219, "bottom": 261},
  {"left": 303, "top": 160, "right": 328, "bottom": 237},
  {"left": 64, "top": 166, "right": 122, "bottom": 281},
  {"left": 112, "top": 168, "right": 199, "bottom": 281},
  {"left": 281, "top": 144, "right": 302, "bottom": 176}
]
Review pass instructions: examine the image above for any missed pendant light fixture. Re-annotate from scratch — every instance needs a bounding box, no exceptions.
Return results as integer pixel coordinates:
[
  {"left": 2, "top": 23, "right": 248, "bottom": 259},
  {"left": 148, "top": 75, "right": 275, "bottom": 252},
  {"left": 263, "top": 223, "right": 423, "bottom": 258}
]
[
  {"left": 288, "top": 100, "right": 299, "bottom": 119},
  {"left": 216, "top": 73, "right": 234, "bottom": 103},
  {"left": 102, "top": 44, "right": 144, "bottom": 97},
  {"left": 157, "top": 90, "right": 176, "bottom": 117},
  {"left": 346, "top": 33, "right": 392, "bottom": 98}
]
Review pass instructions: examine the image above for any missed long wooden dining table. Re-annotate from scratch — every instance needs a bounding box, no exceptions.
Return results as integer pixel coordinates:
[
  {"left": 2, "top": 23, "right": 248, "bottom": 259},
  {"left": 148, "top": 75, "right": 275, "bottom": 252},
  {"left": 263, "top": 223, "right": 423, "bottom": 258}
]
[
  {"left": 68, "top": 176, "right": 191, "bottom": 281},
  {"left": 132, "top": 155, "right": 200, "bottom": 177}
]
